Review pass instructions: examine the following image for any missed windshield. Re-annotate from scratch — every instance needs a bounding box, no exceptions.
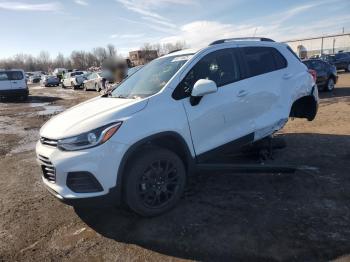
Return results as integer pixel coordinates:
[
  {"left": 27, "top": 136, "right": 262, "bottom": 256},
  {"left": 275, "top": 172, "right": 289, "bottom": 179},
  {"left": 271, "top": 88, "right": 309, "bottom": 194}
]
[{"left": 111, "top": 54, "right": 192, "bottom": 99}]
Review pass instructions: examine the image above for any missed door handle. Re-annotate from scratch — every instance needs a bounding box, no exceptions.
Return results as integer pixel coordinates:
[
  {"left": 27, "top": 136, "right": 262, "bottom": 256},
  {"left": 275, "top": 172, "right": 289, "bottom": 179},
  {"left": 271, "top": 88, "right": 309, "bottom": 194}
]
[
  {"left": 237, "top": 90, "right": 248, "bottom": 97},
  {"left": 12, "top": 81, "right": 17, "bottom": 84},
  {"left": 283, "top": 73, "right": 293, "bottom": 79}
]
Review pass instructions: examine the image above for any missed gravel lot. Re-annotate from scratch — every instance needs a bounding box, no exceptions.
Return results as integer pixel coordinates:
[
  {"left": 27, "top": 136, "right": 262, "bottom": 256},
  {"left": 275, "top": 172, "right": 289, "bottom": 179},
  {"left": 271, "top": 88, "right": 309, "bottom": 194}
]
[{"left": 0, "top": 74, "right": 350, "bottom": 262}]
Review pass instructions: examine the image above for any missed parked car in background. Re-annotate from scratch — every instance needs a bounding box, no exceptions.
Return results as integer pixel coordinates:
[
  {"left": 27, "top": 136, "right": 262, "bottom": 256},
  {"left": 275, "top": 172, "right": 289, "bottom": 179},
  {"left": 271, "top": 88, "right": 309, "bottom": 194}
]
[
  {"left": 83, "top": 71, "right": 114, "bottom": 91},
  {"left": 40, "top": 75, "right": 60, "bottom": 87},
  {"left": 322, "top": 53, "right": 350, "bottom": 72},
  {"left": 36, "top": 38, "right": 319, "bottom": 216},
  {"left": 303, "top": 59, "right": 337, "bottom": 92},
  {"left": 83, "top": 72, "right": 103, "bottom": 91},
  {"left": 53, "top": 68, "right": 67, "bottom": 81},
  {"left": 0, "top": 69, "right": 28, "bottom": 100},
  {"left": 61, "top": 71, "right": 85, "bottom": 89},
  {"left": 28, "top": 74, "right": 42, "bottom": 84},
  {"left": 73, "top": 72, "right": 91, "bottom": 89}
]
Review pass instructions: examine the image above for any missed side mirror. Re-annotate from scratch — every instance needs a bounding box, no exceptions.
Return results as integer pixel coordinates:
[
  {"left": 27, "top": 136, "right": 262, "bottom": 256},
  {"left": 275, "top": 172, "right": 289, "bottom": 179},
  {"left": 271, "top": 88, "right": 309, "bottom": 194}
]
[{"left": 190, "top": 79, "right": 217, "bottom": 106}]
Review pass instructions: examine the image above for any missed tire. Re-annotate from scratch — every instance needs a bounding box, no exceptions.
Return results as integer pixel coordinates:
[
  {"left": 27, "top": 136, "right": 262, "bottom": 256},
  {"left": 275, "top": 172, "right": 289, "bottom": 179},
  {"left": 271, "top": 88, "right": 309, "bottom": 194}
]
[
  {"left": 347, "top": 64, "right": 350, "bottom": 72},
  {"left": 325, "top": 77, "right": 335, "bottom": 92},
  {"left": 124, "top": 147, "right": 186, "bottom": 217},
  {"left": 20, "top": 94, "right": 28, "bottom": 101},
  {"left": 62, "top": 83, "right": 65, "bottom": 88},
  {"left": 95, "top": 83, "right": 100, "bottom": 92}
]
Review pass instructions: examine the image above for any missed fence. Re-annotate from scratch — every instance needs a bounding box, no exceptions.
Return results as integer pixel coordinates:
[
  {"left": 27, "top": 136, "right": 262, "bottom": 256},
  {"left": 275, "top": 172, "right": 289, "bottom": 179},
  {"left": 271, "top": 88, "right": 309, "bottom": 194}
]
[{"left": 285, "top": 33, "right": 350, "bottom": 57}]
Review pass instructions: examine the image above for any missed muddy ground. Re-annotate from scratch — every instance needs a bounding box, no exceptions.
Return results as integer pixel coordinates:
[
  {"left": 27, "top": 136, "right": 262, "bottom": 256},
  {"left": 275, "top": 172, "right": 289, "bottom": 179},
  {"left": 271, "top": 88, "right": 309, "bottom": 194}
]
[{"left": 0, "top": 74, "right": 350, "bottom": 262}]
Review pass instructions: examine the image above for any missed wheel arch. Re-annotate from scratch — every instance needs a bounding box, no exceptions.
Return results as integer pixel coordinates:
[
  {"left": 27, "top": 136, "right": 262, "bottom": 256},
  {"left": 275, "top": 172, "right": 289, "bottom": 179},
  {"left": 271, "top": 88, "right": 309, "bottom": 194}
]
[{"left": 114, "top": 131, "right": 195, "bottom": 205}]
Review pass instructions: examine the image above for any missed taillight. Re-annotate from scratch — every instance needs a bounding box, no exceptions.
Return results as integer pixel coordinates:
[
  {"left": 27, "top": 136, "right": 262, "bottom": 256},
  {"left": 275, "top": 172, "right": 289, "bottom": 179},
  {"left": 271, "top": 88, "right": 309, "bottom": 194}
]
[{"left": 308, "top": 69, "right": 317, "bottom": 82}]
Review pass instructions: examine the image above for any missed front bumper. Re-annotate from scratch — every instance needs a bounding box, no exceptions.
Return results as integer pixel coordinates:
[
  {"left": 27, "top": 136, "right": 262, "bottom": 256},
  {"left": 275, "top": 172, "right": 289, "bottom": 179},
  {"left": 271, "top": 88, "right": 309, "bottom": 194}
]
[
  {"left": 0, "top": 88, "right": 28, "bottom": 97},
  {"left": 36, "top": 139, "right": 128, "bottom": 206}
]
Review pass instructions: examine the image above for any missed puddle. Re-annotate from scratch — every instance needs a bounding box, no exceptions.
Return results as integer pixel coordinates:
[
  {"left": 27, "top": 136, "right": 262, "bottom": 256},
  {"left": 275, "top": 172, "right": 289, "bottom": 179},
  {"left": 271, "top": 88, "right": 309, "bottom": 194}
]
[
  {"left": 38, "top": 105, "right": 64, "bottom": 116},
  {"left": 30, "top": 86, "right": 45, "bottom": 90},
  {"left": 29, "top": 102, "right": 50, "bottom": 108}
]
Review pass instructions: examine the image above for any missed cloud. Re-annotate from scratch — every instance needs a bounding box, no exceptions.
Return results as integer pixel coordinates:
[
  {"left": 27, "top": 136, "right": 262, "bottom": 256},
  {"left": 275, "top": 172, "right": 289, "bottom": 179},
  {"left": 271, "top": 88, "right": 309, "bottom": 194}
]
[
  {"left": 115, "top": 0, "right": 195, "bottom": 29},
  {"left": 110, "top": 33, "right": 144, "bottom": 39},
  {"left": 0, "top": 1, "right": 62, "bottom": 11},
  {"left": 74, "top": 0, "right": 88, "bottom": 6},
  {"left": 159, "top": 1, "right": 347, "bottom": 48}
]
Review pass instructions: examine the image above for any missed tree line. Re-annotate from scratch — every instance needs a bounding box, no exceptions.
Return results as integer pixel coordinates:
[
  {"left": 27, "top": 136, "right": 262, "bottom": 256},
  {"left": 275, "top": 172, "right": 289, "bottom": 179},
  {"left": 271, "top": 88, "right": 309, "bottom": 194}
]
[{"left": 0, "top": 41, "right": 187, "bottom": 72}]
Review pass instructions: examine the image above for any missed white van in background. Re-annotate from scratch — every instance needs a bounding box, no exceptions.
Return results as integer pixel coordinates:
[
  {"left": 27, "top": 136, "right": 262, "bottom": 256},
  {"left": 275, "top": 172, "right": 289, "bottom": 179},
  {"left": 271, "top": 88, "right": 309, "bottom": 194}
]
[{"left": 0, "top": 69, "right": 28, "bottom": 100}]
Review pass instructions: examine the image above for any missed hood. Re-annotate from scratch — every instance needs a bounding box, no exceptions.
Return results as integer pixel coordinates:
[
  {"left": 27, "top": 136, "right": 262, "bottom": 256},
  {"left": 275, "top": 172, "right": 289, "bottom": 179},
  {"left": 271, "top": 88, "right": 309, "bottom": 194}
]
[{"left": 40, "top": 96, "right": 148, "bottom": 139}]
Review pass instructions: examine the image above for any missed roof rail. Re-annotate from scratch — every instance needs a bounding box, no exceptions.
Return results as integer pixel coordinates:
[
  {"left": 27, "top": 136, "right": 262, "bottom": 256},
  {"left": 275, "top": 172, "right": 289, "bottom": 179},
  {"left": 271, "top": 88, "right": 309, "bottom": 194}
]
[{"left": 209, "top": 37, "right": 275, "bottom": 46}]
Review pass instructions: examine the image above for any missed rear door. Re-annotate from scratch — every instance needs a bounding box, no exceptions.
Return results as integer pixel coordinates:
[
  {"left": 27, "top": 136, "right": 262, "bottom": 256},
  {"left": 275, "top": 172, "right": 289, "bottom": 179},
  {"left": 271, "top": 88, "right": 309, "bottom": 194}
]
[
  {"left": 85, "top": 73, "right": 96, "bottom": 89},
  {"left": 8, "top": 71, "right": 25, "bottom": 89},
  {"left": 0, "top": 71, "right": 11, "bottom": 91},
  {"left": 237, "top": 46, "right": 289, "bottom": 140}
]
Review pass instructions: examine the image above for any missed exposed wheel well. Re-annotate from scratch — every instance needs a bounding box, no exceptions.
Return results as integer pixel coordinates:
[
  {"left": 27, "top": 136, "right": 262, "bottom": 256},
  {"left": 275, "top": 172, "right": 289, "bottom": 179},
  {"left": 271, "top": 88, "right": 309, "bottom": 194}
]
[{"left": 289, "top": 95, "right": 317, "bottom": 121}]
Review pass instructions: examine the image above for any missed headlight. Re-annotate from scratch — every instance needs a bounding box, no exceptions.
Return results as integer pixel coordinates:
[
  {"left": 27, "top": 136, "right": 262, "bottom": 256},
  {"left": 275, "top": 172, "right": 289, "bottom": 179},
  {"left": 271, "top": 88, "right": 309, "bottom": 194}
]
[{"left": 57, "top": 122, "right": 122, "bottom": 151}]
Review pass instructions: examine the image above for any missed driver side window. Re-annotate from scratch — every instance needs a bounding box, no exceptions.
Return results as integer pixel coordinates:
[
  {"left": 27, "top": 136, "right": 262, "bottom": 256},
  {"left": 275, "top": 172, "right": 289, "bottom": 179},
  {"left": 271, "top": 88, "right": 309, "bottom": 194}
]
[{"left": 173, "top": 48, "right": 240, "bottom": 100}]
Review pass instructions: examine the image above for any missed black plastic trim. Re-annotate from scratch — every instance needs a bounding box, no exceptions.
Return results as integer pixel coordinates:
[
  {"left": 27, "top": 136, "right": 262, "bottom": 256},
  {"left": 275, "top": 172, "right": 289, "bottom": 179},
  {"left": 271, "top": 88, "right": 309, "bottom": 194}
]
[
  {"left": 0, "top": 88, "right": 28, "bottom": 97},
  {"left": 67, "top": 172, "right": 103, "bottom": 193},
  {"left": 196, "top": 133, "right": 255, "bottom": 163}
]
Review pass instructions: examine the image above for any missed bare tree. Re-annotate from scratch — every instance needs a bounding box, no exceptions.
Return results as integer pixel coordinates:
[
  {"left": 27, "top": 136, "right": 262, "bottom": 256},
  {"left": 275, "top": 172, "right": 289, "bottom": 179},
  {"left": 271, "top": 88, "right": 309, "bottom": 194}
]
[
  {"left": 93, "top": 47, "right": 107, "bottom": 65},
  {"left": 37, "top": 51, "right": 51, "bottom": 71},
  {"left": 141, "top": 41, "right": 187, "bottom": 56},
  {"left": 106, "top": 44, "right": 117, "bottom": 57}
]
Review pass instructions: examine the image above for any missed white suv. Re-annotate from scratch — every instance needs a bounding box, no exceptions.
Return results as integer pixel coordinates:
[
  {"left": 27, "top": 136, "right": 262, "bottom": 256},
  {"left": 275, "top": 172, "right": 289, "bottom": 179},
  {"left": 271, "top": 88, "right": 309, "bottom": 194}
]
[{"left": 36, "top": 38, "right": 318, "bottom": 216}]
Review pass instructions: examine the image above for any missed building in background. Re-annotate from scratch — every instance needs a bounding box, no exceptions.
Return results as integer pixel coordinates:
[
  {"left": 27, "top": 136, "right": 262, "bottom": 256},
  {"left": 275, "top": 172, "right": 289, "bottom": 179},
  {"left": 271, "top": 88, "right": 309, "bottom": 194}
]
[
  {"left": 129, "top": 50, "right": 158, "bottom": 66},
  {"left": 285, "top": 33, "right": 350, "bottom": 58}
]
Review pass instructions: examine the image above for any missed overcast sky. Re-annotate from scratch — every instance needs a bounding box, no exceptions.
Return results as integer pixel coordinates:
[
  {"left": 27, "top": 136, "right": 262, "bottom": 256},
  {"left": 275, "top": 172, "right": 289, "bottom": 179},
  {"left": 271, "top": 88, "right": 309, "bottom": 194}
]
[{"left": 0, "top": 0, "right": 349, "bottom": 58}]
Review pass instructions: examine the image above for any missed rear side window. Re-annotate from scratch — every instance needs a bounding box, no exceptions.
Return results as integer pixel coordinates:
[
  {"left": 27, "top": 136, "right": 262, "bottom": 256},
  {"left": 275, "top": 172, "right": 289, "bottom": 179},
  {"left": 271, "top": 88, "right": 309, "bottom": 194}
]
[
  {"left": 286, "top": 46, "right": 301, "bottom": 61},
  {"left": 0, "top": 71, "right": 23, "bottom": 81},
  {"left": 173, "top": 49, "right": 241, "bottom": 99},
  {"left": 241, "top": 47, "right": 287, "bottom": 78}
]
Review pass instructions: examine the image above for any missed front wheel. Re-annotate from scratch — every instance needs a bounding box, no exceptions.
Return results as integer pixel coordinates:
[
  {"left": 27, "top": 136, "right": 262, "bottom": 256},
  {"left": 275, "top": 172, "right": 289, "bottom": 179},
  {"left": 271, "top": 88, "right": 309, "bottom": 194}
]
[{"left": 124, "top": 147, "right": 186, "bottom": 217}]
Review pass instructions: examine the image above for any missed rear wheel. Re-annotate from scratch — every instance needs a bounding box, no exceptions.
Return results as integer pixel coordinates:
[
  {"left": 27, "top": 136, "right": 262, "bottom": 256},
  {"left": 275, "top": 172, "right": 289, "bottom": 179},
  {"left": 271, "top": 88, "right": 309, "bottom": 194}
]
[
  {"left": 347, "top": 64, "right": 350, "bottom": 72},
  {"left": 124, "top": 147, "right": 186, "bottom": 217},
  {"left": 325, "top": 77, "right": 335, "bottom": 92}
]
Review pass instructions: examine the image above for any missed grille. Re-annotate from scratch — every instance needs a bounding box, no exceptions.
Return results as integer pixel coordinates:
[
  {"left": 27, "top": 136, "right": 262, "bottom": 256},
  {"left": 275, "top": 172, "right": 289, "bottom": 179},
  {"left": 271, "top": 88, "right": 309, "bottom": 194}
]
[
  {"left": 38, "top": 154, "right": 56, "bottom": 183},
  {"left": 40, "top": 137, "right": 58, "bottom": 147}
]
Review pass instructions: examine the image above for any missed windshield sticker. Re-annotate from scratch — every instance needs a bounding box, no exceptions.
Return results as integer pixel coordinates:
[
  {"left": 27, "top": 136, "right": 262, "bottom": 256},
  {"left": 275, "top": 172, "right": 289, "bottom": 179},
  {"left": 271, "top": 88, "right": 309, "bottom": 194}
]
[{"left": 171, "top": 55, "right": 193, "bottom": 62}]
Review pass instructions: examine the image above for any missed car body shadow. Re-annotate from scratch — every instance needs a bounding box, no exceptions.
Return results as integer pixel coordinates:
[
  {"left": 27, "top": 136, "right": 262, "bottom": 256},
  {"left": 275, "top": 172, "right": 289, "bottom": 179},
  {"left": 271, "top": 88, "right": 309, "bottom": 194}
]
[
  {"left": 319, "top": 87, "right": 350, "bottom": 99},
  {"left": 75, "top": 133, "right": 350, "bottom": 262}
]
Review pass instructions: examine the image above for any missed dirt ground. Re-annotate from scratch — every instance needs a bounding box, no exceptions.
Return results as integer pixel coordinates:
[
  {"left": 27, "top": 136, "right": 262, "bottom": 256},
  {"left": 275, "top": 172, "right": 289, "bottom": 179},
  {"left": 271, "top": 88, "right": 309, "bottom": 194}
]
[{"left": 0, "top": 74, "right": 349, "bottom": 262}]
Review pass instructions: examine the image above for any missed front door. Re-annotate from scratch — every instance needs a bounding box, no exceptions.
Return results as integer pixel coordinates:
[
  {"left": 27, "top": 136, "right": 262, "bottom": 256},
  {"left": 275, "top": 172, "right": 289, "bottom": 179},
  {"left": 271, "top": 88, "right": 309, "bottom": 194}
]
[{"left": 175, "top": 48, "right": 254, "bottom": 158}]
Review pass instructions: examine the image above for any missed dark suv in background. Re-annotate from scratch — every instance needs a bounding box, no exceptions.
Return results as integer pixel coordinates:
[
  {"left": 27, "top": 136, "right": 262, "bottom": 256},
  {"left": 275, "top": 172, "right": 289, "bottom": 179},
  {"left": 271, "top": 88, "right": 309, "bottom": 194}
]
[
  {"left": 303, "top": 59, "right": 338, "bottom": 91},
  {"left": 322, "top": 52, "right": 350, "bottom": 72}
]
